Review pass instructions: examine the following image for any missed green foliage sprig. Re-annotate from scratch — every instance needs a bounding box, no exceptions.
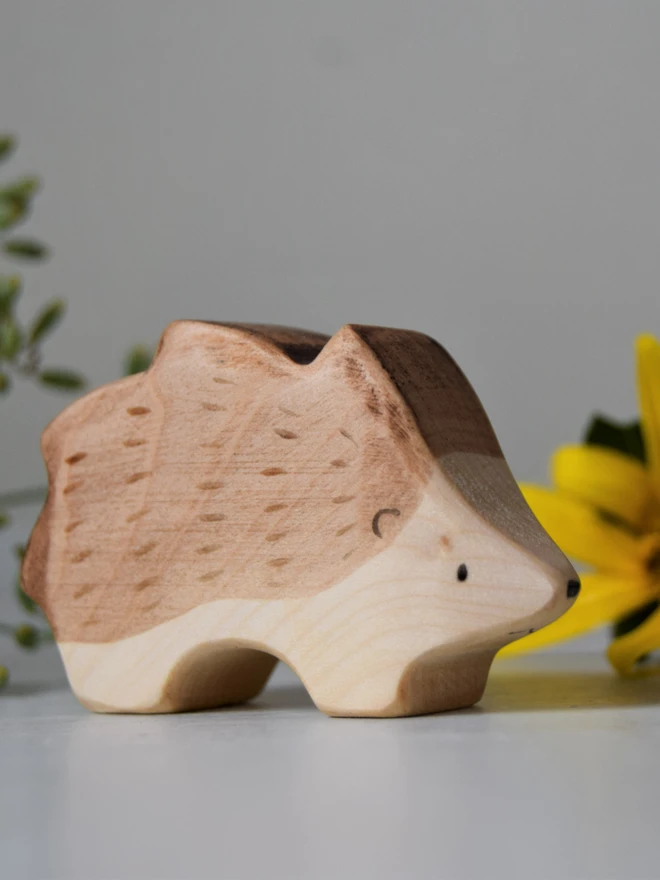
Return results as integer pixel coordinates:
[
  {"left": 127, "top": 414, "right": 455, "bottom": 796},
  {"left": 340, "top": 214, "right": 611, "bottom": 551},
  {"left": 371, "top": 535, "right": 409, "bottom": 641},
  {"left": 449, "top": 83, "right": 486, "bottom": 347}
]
[{"left": 0, "top": 136, "right": 85, "bottom": 398}]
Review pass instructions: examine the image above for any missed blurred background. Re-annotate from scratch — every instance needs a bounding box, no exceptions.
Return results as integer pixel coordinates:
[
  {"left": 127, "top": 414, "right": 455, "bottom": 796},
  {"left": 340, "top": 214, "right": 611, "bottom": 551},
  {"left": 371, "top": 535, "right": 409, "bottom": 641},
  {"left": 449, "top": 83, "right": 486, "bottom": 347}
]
[
  {"left": 3, "top": 0, "right": 660, "bottom": 489},
  {"left": 1, "top": 1, "right": 659, "bottom": 663}
]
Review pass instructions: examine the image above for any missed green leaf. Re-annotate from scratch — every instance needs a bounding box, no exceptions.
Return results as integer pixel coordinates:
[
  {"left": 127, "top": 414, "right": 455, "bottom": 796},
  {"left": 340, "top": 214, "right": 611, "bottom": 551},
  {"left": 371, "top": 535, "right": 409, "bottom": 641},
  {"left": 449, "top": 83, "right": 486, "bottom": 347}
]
[
  {"left": 0, "top": 276, "right": 21, "bottom": 317},
  {"left": 16, "top": 581, "right": 38, "bottom": 615},
  {"left": 28, "top": 299, "right": 65, "bottom": 345},
  {"left": 14, "top": 623, "right": 40, "bottom": 649},
  {"left": 3, "top": 239, "right": 49, "bottom": 260},
  {"left": 0, "top": 666, "right": 8, "bottom": 690},
  {"left": 0, "top": 197, "right": 25, "bottom": 231},
  {"left": 0, "top": 372, "right": 10, "bottom": 393},
  {"left": 0, "top": 175, "right": 40, "bottom": 203},
  {"left": 124, "top": 344, "right": 153, "bottom": 376},
  {"left": 0, "top": 320, "right": 23, "bottom": 360},
  {"left": 583, "top": 415, "right": 646, "bottom": 464},
  {"left": 0, "top": 510, "right": 9, "bottom": 528},
  {"left": 0, "top": 135, "right": 16, "bottom": 162},
  {"left": 39, "top": 368, "right": 85, "bottom": 391},
  {"left": 613, "top": 600, "right": 659, "bottom": 639}
]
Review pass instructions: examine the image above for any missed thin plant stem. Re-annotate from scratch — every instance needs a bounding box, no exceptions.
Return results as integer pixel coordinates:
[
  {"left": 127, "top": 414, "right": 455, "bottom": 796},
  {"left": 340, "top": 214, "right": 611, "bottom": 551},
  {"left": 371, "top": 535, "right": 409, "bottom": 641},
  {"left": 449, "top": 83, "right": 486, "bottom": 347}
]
[{"left": 0, "top": 486, "right": 46, "bottom": 508}]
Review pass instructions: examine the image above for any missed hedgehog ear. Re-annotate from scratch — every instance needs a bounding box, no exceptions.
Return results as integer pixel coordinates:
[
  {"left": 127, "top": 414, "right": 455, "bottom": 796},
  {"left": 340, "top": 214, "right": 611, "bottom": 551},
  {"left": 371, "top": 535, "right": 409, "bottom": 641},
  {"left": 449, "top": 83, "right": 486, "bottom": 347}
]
[
  {"left": 315, "top": 324, "right": 377, "bottom": 369},
  {"left": 315, "top": 324, "right": 411, "bottom": 425},
  {"left": 316, "top": 325, "right": 406, "bottom": 400}
]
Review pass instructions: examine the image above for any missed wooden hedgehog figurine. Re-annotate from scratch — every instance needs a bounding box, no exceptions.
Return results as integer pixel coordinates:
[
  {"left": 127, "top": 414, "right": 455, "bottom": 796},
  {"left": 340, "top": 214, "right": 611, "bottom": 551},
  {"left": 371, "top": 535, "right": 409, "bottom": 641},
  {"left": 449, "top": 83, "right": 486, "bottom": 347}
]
[{"left": 22, "top": 322, "right": 580, "bottom": 717}]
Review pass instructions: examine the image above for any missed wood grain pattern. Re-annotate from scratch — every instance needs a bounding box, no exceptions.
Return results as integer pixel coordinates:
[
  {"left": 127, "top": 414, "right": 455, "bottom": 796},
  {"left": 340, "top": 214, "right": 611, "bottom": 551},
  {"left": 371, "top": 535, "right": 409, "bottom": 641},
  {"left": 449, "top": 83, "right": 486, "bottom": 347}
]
[{"left": 23, "top": 322, "right": 579, "bottom": 717}]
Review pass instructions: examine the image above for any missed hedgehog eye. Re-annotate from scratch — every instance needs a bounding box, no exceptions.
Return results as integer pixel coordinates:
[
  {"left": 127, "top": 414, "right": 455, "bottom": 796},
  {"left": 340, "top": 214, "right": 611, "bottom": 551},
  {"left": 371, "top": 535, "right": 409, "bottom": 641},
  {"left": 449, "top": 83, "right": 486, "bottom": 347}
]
[{"left": 457, "top": 563, "right": 468, "bottom": 582}]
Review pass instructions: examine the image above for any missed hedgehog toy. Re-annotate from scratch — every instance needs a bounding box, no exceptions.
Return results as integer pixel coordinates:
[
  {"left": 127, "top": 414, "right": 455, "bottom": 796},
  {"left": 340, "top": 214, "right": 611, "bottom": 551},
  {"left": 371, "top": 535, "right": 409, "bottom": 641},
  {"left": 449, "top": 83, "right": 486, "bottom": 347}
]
[{"left": 22, "top": 322, "right": 579, "bottom": 717}]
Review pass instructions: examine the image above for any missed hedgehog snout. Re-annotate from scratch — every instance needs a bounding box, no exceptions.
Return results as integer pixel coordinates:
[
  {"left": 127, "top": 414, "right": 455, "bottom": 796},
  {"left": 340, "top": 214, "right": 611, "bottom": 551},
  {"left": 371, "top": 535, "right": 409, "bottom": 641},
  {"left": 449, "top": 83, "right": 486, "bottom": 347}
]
[{"left": 566, "top": 578, "right": 581, "bottom": 599}]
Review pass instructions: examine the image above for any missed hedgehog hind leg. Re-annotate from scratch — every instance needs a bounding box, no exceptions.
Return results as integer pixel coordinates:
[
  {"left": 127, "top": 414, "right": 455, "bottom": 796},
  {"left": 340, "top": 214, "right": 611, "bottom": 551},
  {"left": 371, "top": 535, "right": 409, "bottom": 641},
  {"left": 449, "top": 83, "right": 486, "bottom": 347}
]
[
  {"left": 160, "top": 644, "right": 278, "bottom": 712},
  {"left": 61, "top": 642, "right": 278, "bottom": 714}
]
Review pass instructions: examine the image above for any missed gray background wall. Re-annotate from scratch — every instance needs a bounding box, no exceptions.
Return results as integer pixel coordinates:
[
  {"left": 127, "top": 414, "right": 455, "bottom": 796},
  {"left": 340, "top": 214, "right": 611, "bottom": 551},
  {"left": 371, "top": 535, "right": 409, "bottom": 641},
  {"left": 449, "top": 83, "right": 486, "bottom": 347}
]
[{"left": 1, "top": 0, "right": 658, "bottom": 493}]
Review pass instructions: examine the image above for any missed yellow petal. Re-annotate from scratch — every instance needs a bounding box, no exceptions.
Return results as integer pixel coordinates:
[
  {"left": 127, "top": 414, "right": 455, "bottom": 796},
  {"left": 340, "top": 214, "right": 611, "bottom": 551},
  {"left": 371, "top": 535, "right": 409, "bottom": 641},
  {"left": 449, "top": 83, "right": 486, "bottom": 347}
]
[
  {"left": 521, "top": 485, "right": 643, "bottom": 573},
  {"left": 607, "top": 605, "right": 660, "bottom": 677},
  {"left": 636, "top": 333, "right": 660, "bottom": 497},
  {"left": 499, "top": 572, "right": 652, "bottom": 656},
  {"left": 551, "top": 444, "right": 652, "bottom": 530}
]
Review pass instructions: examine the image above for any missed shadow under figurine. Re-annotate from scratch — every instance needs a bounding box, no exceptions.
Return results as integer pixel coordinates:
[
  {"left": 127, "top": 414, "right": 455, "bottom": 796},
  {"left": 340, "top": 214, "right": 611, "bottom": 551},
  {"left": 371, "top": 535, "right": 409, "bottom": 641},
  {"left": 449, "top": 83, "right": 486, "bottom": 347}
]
[{"left": 21, "top": 322, "right": 580, "bottom": 717}]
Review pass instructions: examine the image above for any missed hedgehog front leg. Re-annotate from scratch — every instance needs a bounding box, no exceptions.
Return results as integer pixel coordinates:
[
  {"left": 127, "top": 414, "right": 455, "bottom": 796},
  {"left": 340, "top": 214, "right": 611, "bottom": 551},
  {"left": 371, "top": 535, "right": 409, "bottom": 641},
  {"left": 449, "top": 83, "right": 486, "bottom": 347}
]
[{"left": 291, "top": 645, "right": 496, "bottom": 718}]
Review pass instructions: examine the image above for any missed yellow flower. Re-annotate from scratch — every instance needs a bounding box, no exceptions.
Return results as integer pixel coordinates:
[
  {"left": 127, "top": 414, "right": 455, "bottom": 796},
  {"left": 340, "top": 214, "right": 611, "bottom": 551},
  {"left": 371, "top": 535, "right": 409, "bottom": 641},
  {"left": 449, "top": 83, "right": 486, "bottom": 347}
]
[{"left": 500, "top": 334, "right": 660, "bottom": 676}]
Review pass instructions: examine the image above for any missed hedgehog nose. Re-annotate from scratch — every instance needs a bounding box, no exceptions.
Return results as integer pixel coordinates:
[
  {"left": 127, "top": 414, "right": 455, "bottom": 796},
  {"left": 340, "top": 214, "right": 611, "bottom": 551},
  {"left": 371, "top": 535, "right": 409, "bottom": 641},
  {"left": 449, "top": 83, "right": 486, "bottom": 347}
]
[{"left": 567, "top": 579, "right": 581, "bottom": 599}]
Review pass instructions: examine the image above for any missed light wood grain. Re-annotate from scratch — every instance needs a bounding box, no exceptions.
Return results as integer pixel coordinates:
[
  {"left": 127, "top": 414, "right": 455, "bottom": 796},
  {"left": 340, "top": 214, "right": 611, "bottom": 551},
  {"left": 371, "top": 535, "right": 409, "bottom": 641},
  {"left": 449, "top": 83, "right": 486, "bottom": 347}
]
[{"left": 23, "top": 322, "right": 579, "bottom": 717}]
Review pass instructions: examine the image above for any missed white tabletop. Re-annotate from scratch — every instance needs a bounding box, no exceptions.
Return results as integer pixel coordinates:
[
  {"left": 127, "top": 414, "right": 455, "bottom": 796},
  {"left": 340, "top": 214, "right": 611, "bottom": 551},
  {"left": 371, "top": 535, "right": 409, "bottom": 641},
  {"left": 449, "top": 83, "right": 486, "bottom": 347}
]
[{"left": 1, "top": 647, "right": 659, "bottom": 880}]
